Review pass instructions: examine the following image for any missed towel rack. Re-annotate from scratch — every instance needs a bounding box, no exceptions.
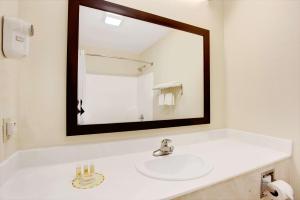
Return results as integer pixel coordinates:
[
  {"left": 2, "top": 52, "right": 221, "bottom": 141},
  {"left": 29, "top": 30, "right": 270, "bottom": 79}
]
[{"left": 153, "top": 82, "right": 183, "bottom": 95}]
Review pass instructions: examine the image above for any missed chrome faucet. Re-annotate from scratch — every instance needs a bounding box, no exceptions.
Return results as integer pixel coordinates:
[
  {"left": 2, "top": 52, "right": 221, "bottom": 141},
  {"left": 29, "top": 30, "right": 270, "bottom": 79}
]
[{"left": 153, "top": 139, "right": 174, "bottom": 156}]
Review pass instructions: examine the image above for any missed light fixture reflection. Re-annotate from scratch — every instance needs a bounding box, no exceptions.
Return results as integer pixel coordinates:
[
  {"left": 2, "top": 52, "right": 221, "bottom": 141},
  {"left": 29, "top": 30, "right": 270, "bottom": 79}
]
[{"left": 104, "top": 13, "right": 123, "bottom": 26}]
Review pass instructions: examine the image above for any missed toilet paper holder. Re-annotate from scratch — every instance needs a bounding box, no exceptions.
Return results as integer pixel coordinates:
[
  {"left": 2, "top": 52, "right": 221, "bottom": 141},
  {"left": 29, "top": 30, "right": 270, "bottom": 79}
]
[
  {"left": 261, "top": 169, "right": 293, "bottom": 200},
  {"left": 261, "top": 169, "right": 276, "bottom": 198}
]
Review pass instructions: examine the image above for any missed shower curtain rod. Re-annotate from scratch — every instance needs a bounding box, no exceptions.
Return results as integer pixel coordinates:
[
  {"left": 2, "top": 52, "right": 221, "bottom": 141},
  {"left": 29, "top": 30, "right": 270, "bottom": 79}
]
[{"left": 85, "top": 53, "right": 154, "bottom": 66}]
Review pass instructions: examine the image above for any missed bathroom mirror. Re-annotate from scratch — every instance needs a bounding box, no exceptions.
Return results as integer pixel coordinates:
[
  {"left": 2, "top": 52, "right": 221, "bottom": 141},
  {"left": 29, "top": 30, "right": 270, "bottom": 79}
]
[{"left": 67, "top": 0, "right": 210, "bottom": 135}]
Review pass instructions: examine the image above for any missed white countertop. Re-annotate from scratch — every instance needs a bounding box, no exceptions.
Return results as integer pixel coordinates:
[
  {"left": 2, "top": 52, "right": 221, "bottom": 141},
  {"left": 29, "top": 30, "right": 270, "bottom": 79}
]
[{"left": 0, "top": 129, "right": 292, "bottom": 200}]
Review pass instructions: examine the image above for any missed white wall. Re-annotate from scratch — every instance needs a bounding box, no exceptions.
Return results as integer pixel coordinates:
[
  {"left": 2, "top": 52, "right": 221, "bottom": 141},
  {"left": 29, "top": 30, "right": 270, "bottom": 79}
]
[
  {"left": 224, "top": 0, "right": 300, "bottom": 197},
  {"left": 142, "top": 30, "right": 204, "bottom": 120},
  {"left": 84, "top": 74, "right": 139, "bottom": 124},
  {"left": 0, "top": 0, "right": 20, "bottom": 161},
  {"left": 16, "top": 0, "right": 67, "bottom": 151},
  {"left": 14, "top": 0, "right": 224, "bottom": 151}
]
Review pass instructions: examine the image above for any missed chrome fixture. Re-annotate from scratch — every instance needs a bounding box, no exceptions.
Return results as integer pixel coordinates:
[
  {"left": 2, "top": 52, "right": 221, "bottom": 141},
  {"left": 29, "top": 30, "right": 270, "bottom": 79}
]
[
  {"left": 85, "top": 53, "right": 154, "bottom": 66},
  {"left": 153, "top": 139, "right": 174, "bottom": 157},
  {"left": 261, "top": 169, "right": 277, "bottom": 198}
]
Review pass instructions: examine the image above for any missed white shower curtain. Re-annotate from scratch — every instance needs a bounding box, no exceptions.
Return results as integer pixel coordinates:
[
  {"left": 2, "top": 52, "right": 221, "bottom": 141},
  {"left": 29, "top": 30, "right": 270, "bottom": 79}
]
[{"left": 77, "top": 49, "right": 86, "bottom": 124}]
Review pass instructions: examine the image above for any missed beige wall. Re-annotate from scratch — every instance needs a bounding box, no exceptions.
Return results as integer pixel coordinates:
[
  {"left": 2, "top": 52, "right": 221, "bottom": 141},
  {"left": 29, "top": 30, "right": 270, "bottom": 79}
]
[
  {"left": 224, "top": 0, "right": 300, "bottom": 197},
  {"left": 81, "top": 46, "right": 142, "bottom": 76},
  {"left": 142, "top": 30, "right": 204, "bottom": 120},
  {"left": 13, "top": 0, "right": 225, "bottom": 150},
  {"left": 0, "top": 0, "right": 20, "bottom": 161}
]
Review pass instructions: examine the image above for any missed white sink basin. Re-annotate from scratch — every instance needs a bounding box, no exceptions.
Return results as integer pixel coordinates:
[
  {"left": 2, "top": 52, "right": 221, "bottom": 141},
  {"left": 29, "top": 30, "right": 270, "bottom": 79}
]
[{"left": 135, "top": 154, "right": 213, "bottom": 181}]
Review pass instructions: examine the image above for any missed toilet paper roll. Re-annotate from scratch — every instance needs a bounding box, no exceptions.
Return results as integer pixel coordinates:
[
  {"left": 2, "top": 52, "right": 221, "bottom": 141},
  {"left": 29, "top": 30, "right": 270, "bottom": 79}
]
[{"left": 265, "top": 180, "right": 294, "bottom": 200}]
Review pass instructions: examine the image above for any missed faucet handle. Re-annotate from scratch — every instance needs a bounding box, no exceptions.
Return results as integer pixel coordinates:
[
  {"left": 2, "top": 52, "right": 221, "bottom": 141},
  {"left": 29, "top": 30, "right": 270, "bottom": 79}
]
[
  {"left": 153, "top": 138, "right": 174, "bottom": 156},
  {"left": 161, "top": 138, "right": 172, "bottom": 147}
]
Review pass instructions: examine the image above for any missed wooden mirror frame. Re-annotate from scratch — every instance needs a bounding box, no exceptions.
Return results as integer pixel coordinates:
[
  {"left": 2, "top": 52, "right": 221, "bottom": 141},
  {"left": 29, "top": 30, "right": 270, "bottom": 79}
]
[{"left": 67, "top": 0, "right": 210, "bottom": 136}]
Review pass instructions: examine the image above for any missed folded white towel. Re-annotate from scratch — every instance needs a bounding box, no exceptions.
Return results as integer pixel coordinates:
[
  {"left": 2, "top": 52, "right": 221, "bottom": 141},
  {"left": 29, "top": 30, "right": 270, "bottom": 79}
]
[
  {"left": 158, "top": 94, "right": 165, "bottom": 106},
  {"left": 164, "top": 93, "right": 175, "bottom": 106}
]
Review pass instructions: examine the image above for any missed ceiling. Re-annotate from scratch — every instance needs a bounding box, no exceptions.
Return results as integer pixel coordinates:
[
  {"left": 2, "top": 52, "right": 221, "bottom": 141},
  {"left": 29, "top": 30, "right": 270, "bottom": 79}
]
[{"left": 79, "top": 5, "right": 171, "bottom": 54}]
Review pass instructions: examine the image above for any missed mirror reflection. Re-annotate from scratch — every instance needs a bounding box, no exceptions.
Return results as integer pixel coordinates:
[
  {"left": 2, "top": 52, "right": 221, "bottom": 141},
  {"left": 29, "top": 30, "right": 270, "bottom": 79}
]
[{"left": 78, "top": 6, "right": 204, "bottom": 125}]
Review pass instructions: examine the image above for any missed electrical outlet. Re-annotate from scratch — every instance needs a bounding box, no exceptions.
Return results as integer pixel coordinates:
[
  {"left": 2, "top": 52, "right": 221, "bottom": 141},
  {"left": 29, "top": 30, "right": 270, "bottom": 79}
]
[
  {"left": 2, "top": 118, "right": 17, "bottom": 143},
  {"left": 0, "top": 118, "right": 3, "bottom": 144},
  {"left": 2, "top": 118, "right": 9, "bottom": 143},
  {"left": 0, "top": 112, "right": 3, "bottom": 131}
]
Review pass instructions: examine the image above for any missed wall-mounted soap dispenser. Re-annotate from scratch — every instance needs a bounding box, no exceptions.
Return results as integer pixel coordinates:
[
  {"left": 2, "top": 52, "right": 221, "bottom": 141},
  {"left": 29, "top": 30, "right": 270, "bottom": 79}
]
[
  {"left": 2, "top": 118, "right": 17, "bottom": 143},
  {"left": 1, "top": 16, "right": 34, "bottom": 58}
]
